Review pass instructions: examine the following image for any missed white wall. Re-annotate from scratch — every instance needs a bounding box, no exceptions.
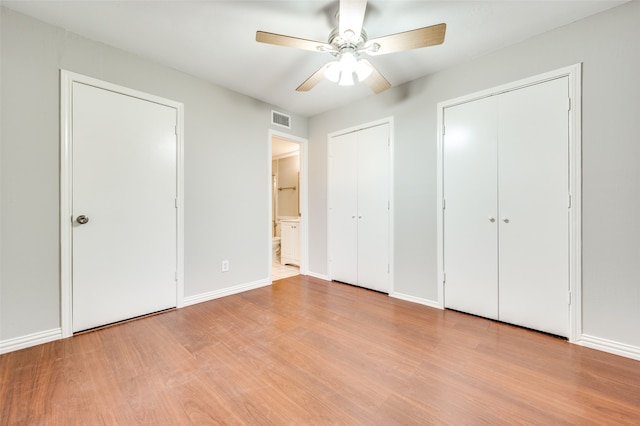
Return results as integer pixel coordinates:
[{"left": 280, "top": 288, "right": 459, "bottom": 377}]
[
  {"left": 0, "top": 8, "right": 308, "bottom": 342},
  {"left": 307, "top": 1, "right": 640, "bottom": 348}
]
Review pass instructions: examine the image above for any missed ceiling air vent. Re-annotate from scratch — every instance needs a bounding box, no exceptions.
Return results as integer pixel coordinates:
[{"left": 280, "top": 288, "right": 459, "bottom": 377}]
[{"left": 271, "top": 110, "right": 291, "bottom": 129}]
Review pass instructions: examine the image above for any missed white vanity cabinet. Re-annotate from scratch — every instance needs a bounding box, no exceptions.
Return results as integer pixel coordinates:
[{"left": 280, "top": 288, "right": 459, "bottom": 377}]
[{"left": 280, "top": 219, "right": 300, "bottom": 266}]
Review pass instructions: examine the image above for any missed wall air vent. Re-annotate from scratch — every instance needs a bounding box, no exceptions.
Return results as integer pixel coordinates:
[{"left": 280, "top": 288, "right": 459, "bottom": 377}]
[{"left": 271, "top": 110, "right": 291, "bottom": 129}]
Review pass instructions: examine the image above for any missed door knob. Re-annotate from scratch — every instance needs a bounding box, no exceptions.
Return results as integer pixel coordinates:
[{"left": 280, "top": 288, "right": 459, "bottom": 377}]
[
  {"left": 502, "top": 217, "right": 509, "bottom": 223},
  {"left": 76, "top": 215, "right": 89, "bottom": 225},
  {"left": 488, "top": 217, "right": 496, "bottom": 223}
]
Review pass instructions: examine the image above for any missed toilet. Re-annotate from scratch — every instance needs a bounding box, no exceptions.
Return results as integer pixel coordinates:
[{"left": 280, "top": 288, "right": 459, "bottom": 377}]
[{"left": 272, "top": 237, "right": 281, "bottom": 261}]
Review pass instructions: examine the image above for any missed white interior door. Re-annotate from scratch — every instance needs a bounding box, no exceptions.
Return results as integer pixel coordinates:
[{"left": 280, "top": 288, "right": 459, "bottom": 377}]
[
  {"left": 329, "top": 132, "right": 359, "bottom": 285},
  {"left": 72, "top": 82, "right": 177, "bottom": 332},
  {"left": 497, "top": 77, "right": 569, "bottom": 337},
  {"left": 356, "top": 124, "right": 390, "bottom": 293},
  {"left": 443, "top": 96, "right": 499, "bottom": 319}
]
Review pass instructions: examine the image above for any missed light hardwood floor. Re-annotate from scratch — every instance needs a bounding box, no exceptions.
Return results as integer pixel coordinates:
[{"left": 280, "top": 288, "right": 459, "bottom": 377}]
[{"left": 1, "top": 275, "right": 639, "bottom": 424}]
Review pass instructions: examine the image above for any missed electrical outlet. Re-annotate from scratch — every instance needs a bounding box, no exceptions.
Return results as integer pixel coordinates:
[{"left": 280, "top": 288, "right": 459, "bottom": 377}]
[{"left": 221, "top": 260, "right": 229, "bottom": 272}]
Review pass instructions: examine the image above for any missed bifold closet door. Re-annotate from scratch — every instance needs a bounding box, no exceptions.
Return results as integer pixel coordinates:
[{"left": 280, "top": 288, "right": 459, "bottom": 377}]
[
  {"left": 443, "top": 77, "right": 570, "bottom": 337},
  {"left": 356, "top": 124, "right": 390, "bottom": 293},
  {"left": 329, "top": 132, "right": 359, "bottom": 285},
  {"left": 329, "top": 124, "right": 390, "bottom": 293},
  {"left": 443, "top": 96, "right": 499, "bottom": 319},
  {"left": 497, "top": 77, "right": 569, "bottom": 337}
]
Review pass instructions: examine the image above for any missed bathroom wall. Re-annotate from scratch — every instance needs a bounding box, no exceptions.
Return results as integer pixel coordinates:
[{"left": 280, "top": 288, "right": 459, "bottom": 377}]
[{"left": 276, "top": 154, "right": 300, "bottom": 218}]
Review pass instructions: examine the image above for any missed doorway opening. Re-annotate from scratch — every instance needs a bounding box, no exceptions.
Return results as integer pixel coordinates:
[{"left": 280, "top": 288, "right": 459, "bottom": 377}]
[{"left": 269, "top": 131, "right": 308, "bottom": 281}]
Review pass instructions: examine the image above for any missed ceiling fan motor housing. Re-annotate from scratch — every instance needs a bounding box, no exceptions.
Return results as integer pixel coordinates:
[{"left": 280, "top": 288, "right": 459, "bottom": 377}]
[{"left": 328, "top": 27, "right": 368, "bottom": 51}]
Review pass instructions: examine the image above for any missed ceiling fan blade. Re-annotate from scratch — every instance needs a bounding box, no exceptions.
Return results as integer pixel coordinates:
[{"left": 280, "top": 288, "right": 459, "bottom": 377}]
[
  {"left": 256, "top": 31, "right": 333, "bottom": 52},
  {"left": 296, "top": 63, "right": 332, "bottom": 92},
  {"left": 361, "top": 60, "right": 391, "bottom": 94},
  {"left": 365, "top": 23, "right": 446, "bottom": 56},
  {"left": 339, "top": 0, "right": 367, "bottom": 39}
]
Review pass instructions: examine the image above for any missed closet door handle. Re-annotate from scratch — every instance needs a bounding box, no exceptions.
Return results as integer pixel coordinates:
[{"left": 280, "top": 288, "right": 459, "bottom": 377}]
[
  {"left": 488, "top": 217, "right": 496, "bottom": 223},
  {"left": 502, "top": 217, "right": 510, "bottom": 223}
]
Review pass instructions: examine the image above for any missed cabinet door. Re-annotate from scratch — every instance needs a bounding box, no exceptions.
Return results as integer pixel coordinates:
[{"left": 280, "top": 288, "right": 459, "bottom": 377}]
[
  {"left": 280, "top": 223, "right": 294, "bottom": 263},
  {"left": 291, "top": 224, "right": 300, "bottom": 262},
  {"left": 329, "top": 132, "right": 358, "bottom": 284},
  {"left": 356, "top": 124, "right": 390, "bottom": 293},
  {"left": 498, "top": 77, "right": 569, "bottom": 337},
  {"left": 443, "top": 96, "right": 499, "bottom": 319}
]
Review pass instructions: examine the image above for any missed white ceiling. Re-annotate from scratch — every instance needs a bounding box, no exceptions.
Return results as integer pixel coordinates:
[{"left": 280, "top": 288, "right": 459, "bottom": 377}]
[{"left": 2, "top": 0, "right": 627, "bottom": 117}]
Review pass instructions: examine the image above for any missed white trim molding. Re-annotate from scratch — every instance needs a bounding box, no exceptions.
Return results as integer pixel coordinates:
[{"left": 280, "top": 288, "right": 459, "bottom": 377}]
[
  {"left": 579, "top": 335, "right": 640, "bottom": 361},
  {"left": 0, "top": 328, "right": 62, "bottom": 355},
  {"left": 390, "top": 292, "right": 441, "bottom": 310},
  {"left": 307, "top": 271, "right": 330, "bottom": 281},
  {"left": 183, "top": 279, "right": 271, "bottom": 307},
  {"left": 60, "top": 70, "right": 185, "bottom": 337},
  {"left": 436, "top": 64, "right": 583, "bottom": 342}
]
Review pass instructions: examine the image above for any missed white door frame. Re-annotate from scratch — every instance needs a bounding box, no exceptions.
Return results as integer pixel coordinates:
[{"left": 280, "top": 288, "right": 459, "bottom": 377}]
[
  {"left": 327, "top": 117, "right": 395, "bottom": 294},
  {"left": 436, "top": 64, "right": 582, "bottom": 343},
  {"left": 268, "top": 130, "right": 309, "bottom": 278},
  {"left": 60, "top": 70, "right": 185, "bottom": 338}
]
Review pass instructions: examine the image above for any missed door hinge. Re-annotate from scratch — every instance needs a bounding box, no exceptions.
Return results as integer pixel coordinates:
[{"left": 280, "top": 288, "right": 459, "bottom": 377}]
[
  {"left": 568, "top": 291, "right": 571, "bottom": 306},
  {"left": 567, "top": 98, "right": 571, "bottom": 111},
  {"left": 175, "top": 271, "right": 178, "bottom": 282},
  {"left": 443, "top": 272, "right": 446, "bottom": 284},
  {"left": 175, "top": 198, "right": 178, "bottom": 208},
  {"left": 568, "top": 194, "right": 572, "bottom": 208},
  {"left": 388, "top": 264, "right": 390, "bottom": 273},
  {"left": 388, "top": 200, "right": 390, "bottom": 210},
  {"left": 442, "top": 199, "right": 446, "bottom": 210},
  {"left": 174, "top": 125, "right": 178, "bottom": 135}
]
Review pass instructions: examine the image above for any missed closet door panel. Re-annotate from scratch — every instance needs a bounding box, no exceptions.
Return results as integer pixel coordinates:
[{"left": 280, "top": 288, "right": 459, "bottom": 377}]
[
  {"left": 356, "top": 124, "right": 390, "bottom": 293},
  {"left": 443, "top": 97, "right": 499, "bottom": 319},
  {"left": 498, "top": 77, "right": 569, "bottom": 337},
  {"left": 329, "top": 133, "right": 359, "bottom": 285}
]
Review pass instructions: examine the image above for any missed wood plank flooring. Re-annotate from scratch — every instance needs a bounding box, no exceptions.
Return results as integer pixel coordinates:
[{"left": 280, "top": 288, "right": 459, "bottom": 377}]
[{"left": 2, "top": 275, "right": 640, "bottom": 424}]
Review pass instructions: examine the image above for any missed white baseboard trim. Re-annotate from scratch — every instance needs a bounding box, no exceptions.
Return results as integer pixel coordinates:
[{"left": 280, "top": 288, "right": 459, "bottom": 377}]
[
  {"left": 578, "top": 334, "right": 640, "bottom": 361},
  {"left": 307, "top": 271, "right": 330, "bottom": 281},
  {"left": 389, "top": 292, "right": 443, "bottom": 310},
  {"left": 0, "top": 328, "right": 62, "bottom": 355},
  {"left": 182, "top": 278, "right": 271, "bottom": 307}
]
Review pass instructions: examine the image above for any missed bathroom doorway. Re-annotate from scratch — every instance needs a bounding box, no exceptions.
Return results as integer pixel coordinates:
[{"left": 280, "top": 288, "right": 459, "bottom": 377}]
[{"left": 269, "top": 130, "right": 308, "bottom": 281}]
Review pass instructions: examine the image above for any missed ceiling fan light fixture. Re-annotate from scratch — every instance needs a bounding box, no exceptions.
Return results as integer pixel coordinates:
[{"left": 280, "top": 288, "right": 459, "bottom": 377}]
[
  {"left": 338, "top": 70, "right": 355, "bottom": 86},
  {"left": 324, "top": 61, "right": 341, "bottom": 83},
  {"left": 355, "top": 59, "right": 373, "bottom": 81},
  {"left": 324, "top": 51, "right": 371, "bottom": 87},
  {"left": 339, "top": 49, "right": 357, "bottom": 70}
]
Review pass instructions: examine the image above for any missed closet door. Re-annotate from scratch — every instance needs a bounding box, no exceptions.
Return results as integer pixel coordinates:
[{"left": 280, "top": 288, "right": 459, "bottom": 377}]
[
  {"left": 356, "top": 124, "right": 390, "bottom": 293},
  {"left": 329, "top": 132, "right": 358, "bottom": 285},
  {"left": 329, "top": 124, "right": 390, "bottom": 293},
  {"left": 498, "top": 77, "right": 569, "bottom": 337},
  {"left": 443, "top": 97, "right": 499, "bottom": 319}
]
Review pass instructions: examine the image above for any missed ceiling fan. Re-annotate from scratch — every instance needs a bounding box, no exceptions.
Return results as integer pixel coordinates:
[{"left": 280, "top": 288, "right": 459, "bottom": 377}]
[{"left": 256, "top": 0, "right": 446, "bottom": 94}]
